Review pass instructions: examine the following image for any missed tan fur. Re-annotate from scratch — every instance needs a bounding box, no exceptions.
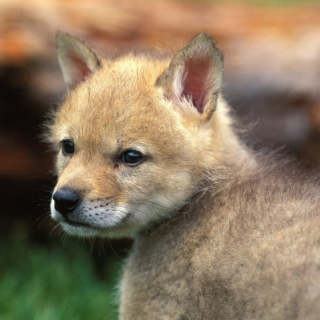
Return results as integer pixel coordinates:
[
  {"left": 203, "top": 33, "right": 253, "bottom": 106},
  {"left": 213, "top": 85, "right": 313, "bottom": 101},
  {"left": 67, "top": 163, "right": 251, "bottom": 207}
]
[{"left": 49, "top": 33, "right": 320, "bottom": 319}]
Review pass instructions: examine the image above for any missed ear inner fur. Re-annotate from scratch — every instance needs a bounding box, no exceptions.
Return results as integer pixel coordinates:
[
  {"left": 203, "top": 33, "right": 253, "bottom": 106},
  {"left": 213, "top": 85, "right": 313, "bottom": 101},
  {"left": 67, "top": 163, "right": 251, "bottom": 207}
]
[{"left": 182, "top": 58, "right": 211, "bottom": 113}]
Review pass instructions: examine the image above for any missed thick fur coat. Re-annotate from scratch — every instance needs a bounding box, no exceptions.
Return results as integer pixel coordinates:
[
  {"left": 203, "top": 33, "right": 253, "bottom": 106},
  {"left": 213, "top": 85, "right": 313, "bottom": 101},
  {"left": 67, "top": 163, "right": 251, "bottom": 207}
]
[{"left": 49, "top": 33, "right": 320, "bottom": 319}]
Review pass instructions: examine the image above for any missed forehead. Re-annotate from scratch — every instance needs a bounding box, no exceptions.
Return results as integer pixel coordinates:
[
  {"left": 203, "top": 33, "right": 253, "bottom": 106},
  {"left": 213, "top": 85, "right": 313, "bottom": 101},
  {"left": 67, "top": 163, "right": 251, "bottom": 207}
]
[{"left": 54, "top": 56, "right": 181, "bottom": 148}]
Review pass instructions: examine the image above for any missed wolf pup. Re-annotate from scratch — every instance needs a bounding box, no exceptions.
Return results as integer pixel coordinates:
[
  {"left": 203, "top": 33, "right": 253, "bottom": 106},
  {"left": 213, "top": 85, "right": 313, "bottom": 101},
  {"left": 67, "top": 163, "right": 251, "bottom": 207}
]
[{"left": 49, "top": 32, "right": 320, "bottom": 319}]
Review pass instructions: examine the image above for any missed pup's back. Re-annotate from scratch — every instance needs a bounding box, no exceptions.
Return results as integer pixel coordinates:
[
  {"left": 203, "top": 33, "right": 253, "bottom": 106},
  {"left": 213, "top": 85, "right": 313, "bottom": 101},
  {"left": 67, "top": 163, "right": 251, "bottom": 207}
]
[
  {"left": 122, "top": 165, "right": 320, "bottom": 319},
  {"left": 49, "top": 33, "right": 320, "bottom": 319}
]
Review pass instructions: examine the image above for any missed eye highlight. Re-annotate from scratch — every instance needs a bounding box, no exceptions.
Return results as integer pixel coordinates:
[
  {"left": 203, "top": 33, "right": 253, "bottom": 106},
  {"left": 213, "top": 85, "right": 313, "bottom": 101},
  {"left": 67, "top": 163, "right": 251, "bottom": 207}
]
[
  {"left": 61, "top": 140, "right": 75, "bottom": 156},
  {"left": 121, "top": 150, "right": 144, "bottom": 166}
]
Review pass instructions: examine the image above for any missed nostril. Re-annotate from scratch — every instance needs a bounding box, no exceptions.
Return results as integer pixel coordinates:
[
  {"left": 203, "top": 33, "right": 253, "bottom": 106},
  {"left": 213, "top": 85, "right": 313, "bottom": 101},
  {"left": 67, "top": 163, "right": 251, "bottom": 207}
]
[{"left": 53, "top": 188, "right": 81, "bottom": 218}]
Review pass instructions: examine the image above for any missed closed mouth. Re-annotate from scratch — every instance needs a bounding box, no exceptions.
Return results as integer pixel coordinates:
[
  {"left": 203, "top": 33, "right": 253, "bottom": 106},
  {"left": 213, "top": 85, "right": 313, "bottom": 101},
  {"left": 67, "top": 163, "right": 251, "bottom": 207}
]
[{"left": 63, "top": 219, "right": 93, "bottom": 228}]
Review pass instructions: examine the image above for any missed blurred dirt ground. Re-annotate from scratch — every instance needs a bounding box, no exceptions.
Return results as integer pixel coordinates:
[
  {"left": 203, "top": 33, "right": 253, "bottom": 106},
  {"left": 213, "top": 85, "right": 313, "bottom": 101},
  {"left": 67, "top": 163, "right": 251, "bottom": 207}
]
[{"left": 0, "top": 0, "right": 319, "bottom": 230}]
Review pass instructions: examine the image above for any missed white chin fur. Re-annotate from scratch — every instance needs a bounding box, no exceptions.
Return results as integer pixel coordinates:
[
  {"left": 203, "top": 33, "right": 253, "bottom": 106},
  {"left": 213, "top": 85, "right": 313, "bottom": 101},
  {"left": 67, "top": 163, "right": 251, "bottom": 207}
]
[{"left": 60, "top": 221, "right": 102, "bottom": 237}]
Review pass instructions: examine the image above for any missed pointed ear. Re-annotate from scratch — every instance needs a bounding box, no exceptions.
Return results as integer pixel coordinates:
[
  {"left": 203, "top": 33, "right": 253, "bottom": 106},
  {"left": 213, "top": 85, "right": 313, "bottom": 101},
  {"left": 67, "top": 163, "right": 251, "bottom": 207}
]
[
  {"left": 156, "top": 33, "right": 224, "bottom": 119},
  {"left": 56, "top": 32, "right": 102, "bottom": 88}
]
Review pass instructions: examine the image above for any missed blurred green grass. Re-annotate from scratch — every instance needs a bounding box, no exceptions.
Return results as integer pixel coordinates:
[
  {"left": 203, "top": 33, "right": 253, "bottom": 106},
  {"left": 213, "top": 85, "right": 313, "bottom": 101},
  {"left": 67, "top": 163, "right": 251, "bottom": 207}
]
[{"left": 0, "top": 233, "right": 121, "bottom": 320}]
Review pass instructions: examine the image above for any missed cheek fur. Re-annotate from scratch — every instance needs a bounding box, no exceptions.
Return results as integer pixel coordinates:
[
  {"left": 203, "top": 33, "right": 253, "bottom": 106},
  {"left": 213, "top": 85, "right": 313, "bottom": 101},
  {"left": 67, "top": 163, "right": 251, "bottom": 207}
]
[{"left": 119, "top": 163, "right": 195, "bottom": 212}]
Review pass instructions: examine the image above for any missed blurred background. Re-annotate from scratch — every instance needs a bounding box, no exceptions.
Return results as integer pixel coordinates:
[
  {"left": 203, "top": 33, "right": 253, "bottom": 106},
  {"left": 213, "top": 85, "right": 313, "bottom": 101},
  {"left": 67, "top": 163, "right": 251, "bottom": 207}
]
[{"left": 0, "top": 0, "right": 320, "bottom": 319}]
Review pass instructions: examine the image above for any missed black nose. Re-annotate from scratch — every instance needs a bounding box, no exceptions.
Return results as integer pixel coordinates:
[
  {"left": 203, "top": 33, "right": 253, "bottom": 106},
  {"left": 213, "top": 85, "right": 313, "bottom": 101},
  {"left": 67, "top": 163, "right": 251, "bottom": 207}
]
[{"left": 53, "top": 188, "right": 81, "bottom": 218}]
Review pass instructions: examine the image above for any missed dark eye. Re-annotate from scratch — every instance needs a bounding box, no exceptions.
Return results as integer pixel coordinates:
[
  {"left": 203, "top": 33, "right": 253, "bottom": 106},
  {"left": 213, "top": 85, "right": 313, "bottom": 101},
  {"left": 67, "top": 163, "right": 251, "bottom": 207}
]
[
  {"left": 61, "top": 140, "right": 75, "bottom": 156},
  {"left": 121, "top": 150, "right": 144, "bottom": 166}
]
